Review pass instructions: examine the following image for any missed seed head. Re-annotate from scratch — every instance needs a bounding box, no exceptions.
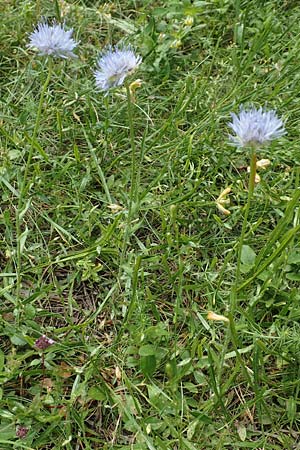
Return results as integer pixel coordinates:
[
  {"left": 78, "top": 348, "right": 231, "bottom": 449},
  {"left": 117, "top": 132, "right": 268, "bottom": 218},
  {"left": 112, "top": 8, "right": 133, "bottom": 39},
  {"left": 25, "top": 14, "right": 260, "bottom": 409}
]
[
  {"left": 228, "top": 106, "right": 285, "bottom": 148},
  {"left": 35, "top": 335, "right": 55, "bottom": 350},
  {"left": 94, "top": 46, "right": 142, "bottom": 92},
  {"left": 28, "top": 21, "right": 79, "bottom": 58},
  {"left": 16, "top": 426, "right": 29, "bottom": 439}
]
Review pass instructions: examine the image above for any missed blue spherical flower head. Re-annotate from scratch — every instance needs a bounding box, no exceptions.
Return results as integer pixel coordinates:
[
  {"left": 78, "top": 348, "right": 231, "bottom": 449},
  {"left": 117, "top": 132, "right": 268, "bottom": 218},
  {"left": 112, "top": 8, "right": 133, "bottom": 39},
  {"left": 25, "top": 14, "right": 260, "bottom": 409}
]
[
  {"left": 28, "top": 21, "right": 79, "bottom": 58},
  {"left": 228, "top": 106, "right": 286, "bottom": 148},
  {"left": 94, "top": 46, "right": 142, "bottom": 92}
]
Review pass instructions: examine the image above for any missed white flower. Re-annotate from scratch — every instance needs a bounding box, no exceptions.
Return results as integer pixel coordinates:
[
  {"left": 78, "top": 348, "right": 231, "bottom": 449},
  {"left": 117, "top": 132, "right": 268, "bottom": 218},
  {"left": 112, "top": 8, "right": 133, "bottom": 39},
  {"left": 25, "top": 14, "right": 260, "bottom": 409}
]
[
  {"left": 94, "top": 46, "right": 142, "bottom": 92},
  {"left": 228, "top": 106, "right": 285, "bottom": 147},
  {"left": 28, "top": 21, "right": 78, "bottom": 58}
]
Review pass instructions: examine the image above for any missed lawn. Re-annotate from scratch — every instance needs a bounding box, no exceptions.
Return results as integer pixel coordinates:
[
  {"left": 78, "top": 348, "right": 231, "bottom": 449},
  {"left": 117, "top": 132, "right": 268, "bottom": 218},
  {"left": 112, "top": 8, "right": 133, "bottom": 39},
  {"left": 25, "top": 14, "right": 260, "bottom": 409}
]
[{"left": 1, "top": 0, "right": 300, "bottom": 448}]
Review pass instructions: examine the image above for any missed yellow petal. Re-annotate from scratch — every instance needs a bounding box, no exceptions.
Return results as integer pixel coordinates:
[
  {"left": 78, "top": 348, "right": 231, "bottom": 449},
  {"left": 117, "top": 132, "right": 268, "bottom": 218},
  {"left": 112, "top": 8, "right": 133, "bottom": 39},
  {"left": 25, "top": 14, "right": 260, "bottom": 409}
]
[
  {"left": 246, "top": 169, "right": 261, "bottom": 183},
  {"left": 217, "top": 187, "right": 231, "bottom": 201},
  {"left": 207, "top": 311, "right": 229, "bottom": 322},
  {"left": 256, "top": 158, "right": 271, "bottom": 169},
  {"left": 107, "top": 203, "right": 124, "bottom": 213},
  {"left": 184, "top": 16, "right": 194, "bottom": 26},
  {"left": 129, "top": 79, "right": 142, "bottom": 93},
  {"left": 216, "top": 202, "right": 231, "bottom": 215}
]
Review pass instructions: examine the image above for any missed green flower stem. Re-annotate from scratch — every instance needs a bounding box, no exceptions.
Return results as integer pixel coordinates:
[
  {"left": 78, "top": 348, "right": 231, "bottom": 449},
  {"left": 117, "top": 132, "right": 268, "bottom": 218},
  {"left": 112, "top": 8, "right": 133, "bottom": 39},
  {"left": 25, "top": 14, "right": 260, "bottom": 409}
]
[
  {"left": 217, "top": 148, "right": 257, "bottom": 388},
  {"left": 119, "top": 83, "right": 138, "bottom": 266},
  {"left": 125, "top": 82, "right": 137, "bottom": 213},
  {"left": 22, "top": 59, "right": 53, "bottom": 197},
  {"left": 104, "top": 94, "right": 110, "bottom": 159},
  {"left": 16, "top": 59, "right": 53, "bottom": 302},
  {"left": 117, "top": 83, "right": 139, "bottom": 335},
  {"left": 230, "top": 146, "right": 257, "bottom": 314}
]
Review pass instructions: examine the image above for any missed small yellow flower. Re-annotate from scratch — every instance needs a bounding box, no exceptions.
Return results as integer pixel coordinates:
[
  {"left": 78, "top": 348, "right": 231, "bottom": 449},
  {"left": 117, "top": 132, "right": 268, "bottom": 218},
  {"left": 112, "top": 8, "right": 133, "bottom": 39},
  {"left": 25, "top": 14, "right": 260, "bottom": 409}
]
[
  {"left": 216, "top": 203, "right": 231, "bottom": 215},
  {"left": 170, "top": 39, "right": 182, "bottom": 49},
  {"left": 129, "top": 79, "right": 142, "bottom": 96},
  {"left": 107, "top": 203, "right": 124, "bottom": 213},
  {"left": 217, "top": 187, "right": 231, "bottom": 201},
  {"left": 184, "top": 16, "right": 194, "bottom": 26},
  {"left": 216, "top": 187, "right": 231, "bottom": 215},
  {"left": 59, "top": 0, "right": 71, "bottom": 16},
  {"left": 255, "top": 173, "right": 261, "bottom": 183},
  {"left": 207, "top": 311, "right": 229, "bottom": 323},
  {"left": 256, "top": 158, "right": 271, "bottom": 169},
  {"left": 247, "top": 167, "right": 261, "bottom": 183}
]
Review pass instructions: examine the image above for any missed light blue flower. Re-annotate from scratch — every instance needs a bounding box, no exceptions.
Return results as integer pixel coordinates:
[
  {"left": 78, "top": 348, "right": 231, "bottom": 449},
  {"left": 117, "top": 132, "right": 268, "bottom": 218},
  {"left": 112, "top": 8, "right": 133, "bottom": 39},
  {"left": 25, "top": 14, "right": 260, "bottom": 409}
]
[
  {"left": 28, "top": 21, "right": 78, "bottom": 58},
  {"left": 94, "top": 46, "right": 142, "bottom": 92},
  {"left": 228, "top": 106, "right": 285, "bottom": 147}
]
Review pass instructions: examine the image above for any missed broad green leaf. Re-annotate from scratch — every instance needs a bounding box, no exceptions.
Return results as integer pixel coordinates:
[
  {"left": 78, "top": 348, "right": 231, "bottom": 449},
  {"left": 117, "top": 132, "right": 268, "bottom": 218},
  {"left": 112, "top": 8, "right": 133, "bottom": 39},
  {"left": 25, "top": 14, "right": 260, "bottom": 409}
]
[
  {"left": 10, "top": 335, "right": 27, "bottom": 346},
  {"left": 287, "top": 252, "right": 300, "bottom": 264},
  {"left": 88, "top": 386, "right": 107, "bottom": 401},
  {"left": 241, "top": 245, "right": 257, "bottom": 273},
  {"left": 140, "top": 355, "right": 156, "bottom": 377},
  {"left": 237, "top": 422, "right": 247, "bottom": 441},
  {"left": 24, "top": 304, "right": 36, "bottom": 319},
  {"left": 241, "top": 245, "right": 256, "bottom": 266},
  {"left": 138, "top": 345, "right": 156, "bottom": 357}
]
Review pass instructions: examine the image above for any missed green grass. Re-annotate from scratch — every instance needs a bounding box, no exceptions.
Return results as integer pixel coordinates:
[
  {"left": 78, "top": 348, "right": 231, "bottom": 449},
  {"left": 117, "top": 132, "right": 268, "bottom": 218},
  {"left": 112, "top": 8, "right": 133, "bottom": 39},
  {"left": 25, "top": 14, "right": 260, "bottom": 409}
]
[{"left": 1, "top": 0, "right": 300, "bottom": 448}]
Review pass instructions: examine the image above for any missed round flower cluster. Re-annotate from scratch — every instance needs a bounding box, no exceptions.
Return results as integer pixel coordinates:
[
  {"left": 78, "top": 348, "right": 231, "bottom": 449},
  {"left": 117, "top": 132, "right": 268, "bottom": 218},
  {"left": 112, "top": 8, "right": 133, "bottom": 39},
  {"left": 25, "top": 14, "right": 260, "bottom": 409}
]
[
  {"left": 228, "top": 106, "right": 285, "bottom": 147},
  {"left": 28, "top": 21, "right": 78, "bottom": 59}
]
